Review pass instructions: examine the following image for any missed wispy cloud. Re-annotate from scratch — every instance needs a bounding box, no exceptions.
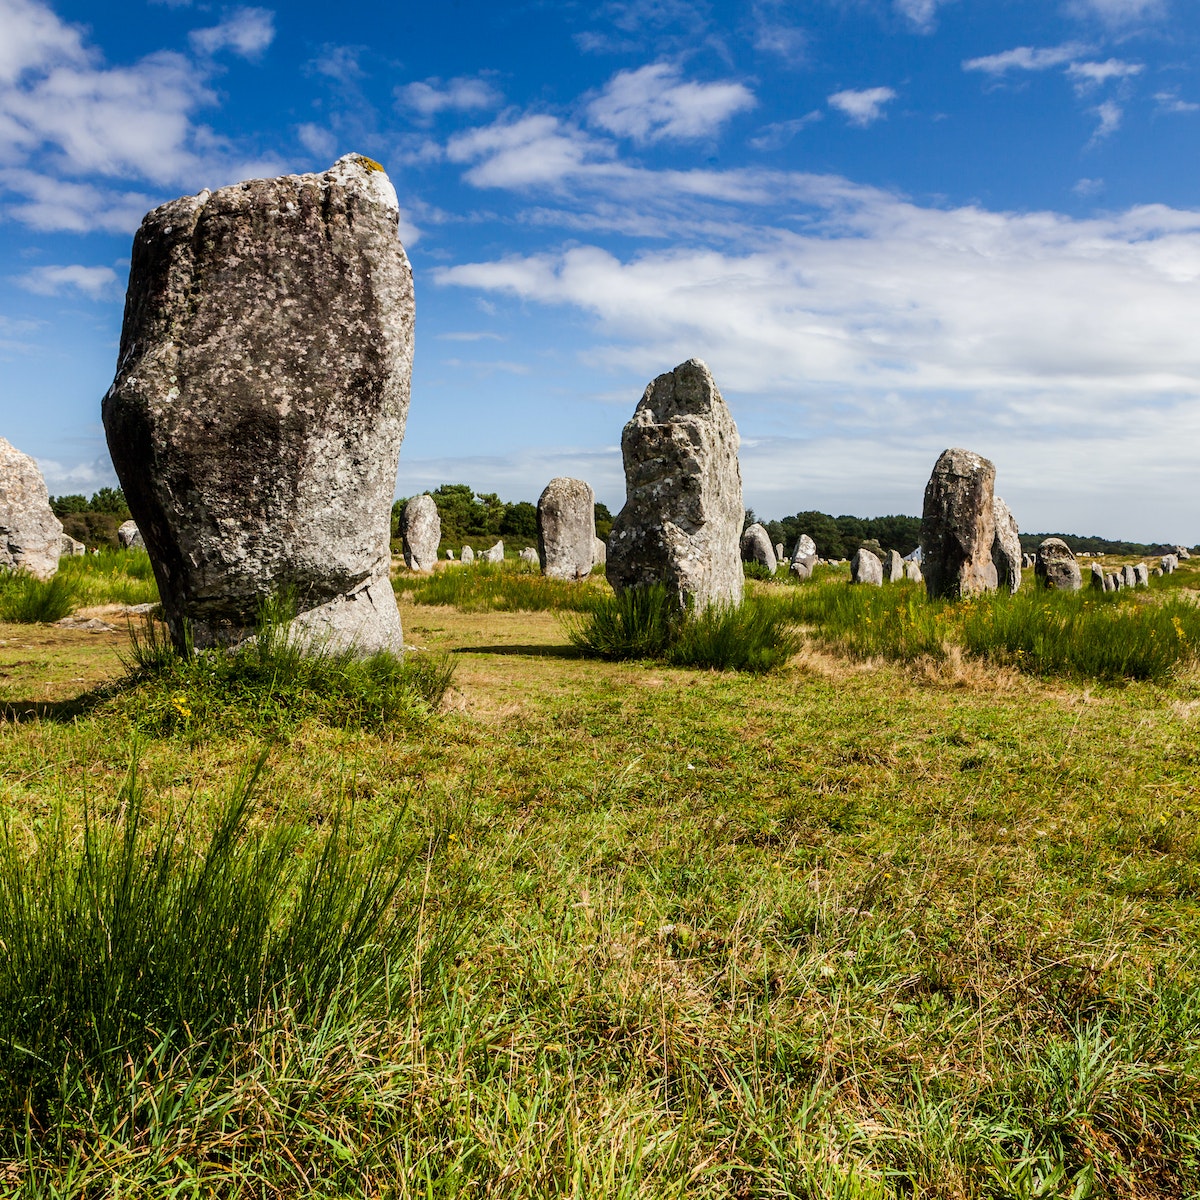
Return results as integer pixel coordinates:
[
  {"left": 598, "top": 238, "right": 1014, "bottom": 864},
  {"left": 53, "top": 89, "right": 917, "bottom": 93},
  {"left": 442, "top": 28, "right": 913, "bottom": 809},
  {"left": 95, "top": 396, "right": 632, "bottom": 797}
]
[
  {"left": 894, "top": 0, "right": 954, "bottom": 34},
  {"left": 14, "top": 263, "right": 118, "bottom": 298},
  {"left": 1068, "top": 0, "right": 1164, "bottom": 26},
  {"left": 397, "top": 75, "right": 502, "bottom": 119},
  {"left": 1090, "top": 99, "right": 1122, "bottom": 142},
  {"left": 447, "top": 114, "right": 613, "bottom": 188},
  {"left": 586, "top": 63, "right": 755, "bottom": 144},
  {"left": 1155, "top": 91, "right": 1200, "bottom": 115},
  {"left": 963, "top": 43, "right": 1087, "bottom": 75},
  {"left": 749, "top": 111, "right": 822, "bottom": 151},
  {"left": 1066, "top": 58, "right": 1143, "bottom": 92},
  {"left": 189, "top": 8, "right": 275, "bottom": 60},
  {"left": 828, "top": 87, "right": 896, "bottom": 127}
]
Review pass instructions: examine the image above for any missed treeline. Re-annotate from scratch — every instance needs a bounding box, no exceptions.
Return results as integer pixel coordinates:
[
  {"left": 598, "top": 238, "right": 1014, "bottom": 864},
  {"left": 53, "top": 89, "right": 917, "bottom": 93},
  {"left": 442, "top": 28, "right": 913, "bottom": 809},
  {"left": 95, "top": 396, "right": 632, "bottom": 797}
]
[
  {"left": 1019, "top": 533, "right": 1191, "bottom": 557},
  {"left": 759, "top": 510, "right": 923, "bottom": 560},
  {"left": 393, "top": 484, "right": 613, "bottom": 553},
  {"left": 49, "top": 488, "right": 131, "bottom": 549}
]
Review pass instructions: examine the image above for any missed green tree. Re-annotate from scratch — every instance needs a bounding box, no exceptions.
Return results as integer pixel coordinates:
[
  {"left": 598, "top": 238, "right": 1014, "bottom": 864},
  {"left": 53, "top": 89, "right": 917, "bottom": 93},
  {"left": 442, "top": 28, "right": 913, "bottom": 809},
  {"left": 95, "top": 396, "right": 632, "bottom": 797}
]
[
  {"left": 594, "top": 502, "right": 613, "bottom": 541},
  {"left": 49, "top": 494, "right": 88, "bottom": 518},
  {"left": 89, "top": 487, "right": 129, "bottom": 516}
]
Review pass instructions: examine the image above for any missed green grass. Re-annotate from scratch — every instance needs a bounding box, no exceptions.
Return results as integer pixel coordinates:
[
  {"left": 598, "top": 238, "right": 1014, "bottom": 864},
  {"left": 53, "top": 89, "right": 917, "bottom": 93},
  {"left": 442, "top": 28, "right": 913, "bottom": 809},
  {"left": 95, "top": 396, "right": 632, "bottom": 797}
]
[
  {"left": 776, "top": 575, "right": 1200, "bottom": 682},
  {"left": 56, "top": 547, "right": 159, "bottom": 607},
  {"left": 0, "top": 572, "right": 80, "bottom": 623},
  {"left": 113, "top": 594, "right": 455, "bottom": 737},
  {"left": 395, "top": 559, "right": 602, "bottom": 612},
  {"left": 0, "top": 753, "right": 463, "bottom": 1190},
  {"left": 568, "top": 584, "right": 800, "bottom": 672}
]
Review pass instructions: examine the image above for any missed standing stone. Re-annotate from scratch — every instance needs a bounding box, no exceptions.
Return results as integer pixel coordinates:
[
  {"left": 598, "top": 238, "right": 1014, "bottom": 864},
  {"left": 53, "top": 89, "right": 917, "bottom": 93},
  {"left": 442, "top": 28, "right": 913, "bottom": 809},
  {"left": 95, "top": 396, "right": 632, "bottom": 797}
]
[
  {"left": 792, "top": 534, "right": 817, "bottom": 560},
  {"left": 1133, "top": 562, "right": 1149, "bottom": 588},
  {"left": 592, "top": 536, "right": 606, "bottom": 568},
  {"left": 519, "top": 546, "right": 539, "bottom": 565},
  {"left": 1035, "top": 538, "right": 1081, "bottom": 591},
  {"left": 461, "top": 545, "right": 474, "bottom": 564},
  {"left": 1152, "top": 566, "right": 1163, "bottom": 577},
  {"left": 740, "top": 523, "right": 777, "bottom": 574},
  {"left": 1090, "top": 562, "right": 1105, "bottom": 590},
  {"left": 790, "top": 558, "right": 813, "bottom": 582},
  {"left": 903, "top": 558, "right": 923, "bottom": 583},
  {"left": 117, "top": 520, "right": 144, "bottom": 549},
  {"left": 401, "top": 494, "right": 440, "bottom": 572},
  {"left": 446, "top": 549, "right": 454, "bottom": 560},
  {"left": 1121, "top": 564, "right": 1137, "bottom": 589},
  {"left": 851, "top": 548, "right": 883, "bottom": 586},
  {"left": 920, "top": 448, "right": 999, "bottom": 599},
  {"left": 882, "top": 549, "right": 903, "bottom": 582},
  {"left": 482, "top": 540, "right": 504, "bottom": 564},
  {"left": 1107, "top": 572, "right": 1121, "bottom": 592},
  {"left": 1175, "top": 545, "right": 1191, "bottom": 560},
  {"left": 607, "top": 359, "right": 743, "bottom": 612},
  {"left": 62, "top": 534, "right": 86, "bottom": 557},
  {"left": 774, "top": 541, "right": 785, "bottom": 561},
  {"left": 0, "top": 438, "right": 62, "bottom": 580},
  {"left": 537, "top": 477, "right": 595, "bottom": 581},
  {"left": 991, "top": 497, "right": 1022, "bottom": 594},
  {"left": 102, "top": 155, "right": 413, "bottom": 653},
  {"left": 1161, "top": 554, "right": 1178, "bottom": 574}
]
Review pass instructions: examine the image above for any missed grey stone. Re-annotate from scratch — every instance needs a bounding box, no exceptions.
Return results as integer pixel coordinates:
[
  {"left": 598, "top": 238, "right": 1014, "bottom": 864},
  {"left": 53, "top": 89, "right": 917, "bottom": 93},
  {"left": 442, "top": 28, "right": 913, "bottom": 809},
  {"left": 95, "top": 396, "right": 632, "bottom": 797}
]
[
  {"left": 482, "top": 540, "right": 504, "bottom": 564},
  {"left": 789, "top": 558, "right": 812, "bottom": 582},
  {"left": 882, "top": 549, "right": 903, "bottom": 582},
  {"left": 1133, "top": 562, "right": 1149, "bottom": 588},
  {"left": 592, "top": 536, "right": 606, "bottom": 567},
  {"left": 1175, "top": 545, "right": 1191, "bottom": 560},
  {"left": 102, "top": 154, "right": 412, "bottom": 654},
  {"left": 446, "top": 549, "right": 454, "bottom": 560},
  {"left": 1121, "top": 564, "right": 1137, "bottom": 589},
  {"left": 0, "top": 438, "right": 62, "bottom": 580},
  {"left": 920, "top": 448, "right": 999, "bottom": 599},
  {"left": 607, "top": 358, "right": 743, "bottom": 612},
  {"left": 1035, "top": 538, "right": 1081, "bottom": 591},
  {"left": 991, "top": 496, "right": 1022, "bottom": 594},
  {"left": 774, "top": 542, "right": 785, "bottom": 561},
  {"left": 1090, "top": 562, "right": 1105, "bottom": 590},
  {"left": 461, "top": 545, "right": 474, "bottom": 564},
  {"left": 55, "top": 616, "right": 117, "bottom": 632},
  {"left": 1161, "top": 554, "right": 1178, "bottom": 574},
  {"left": 537, "top": 477, "right": 595, "bottom": 581},
  {"left": 401, "top": 494, "right": 440, "bottom": 572},
  {"left": 792, "top": 534, "right": 817, "bottom": 560},
  {"left": 61, "top": 534, "right": 86, "bottom": 557},
  {"left": 903, "top": 558, "right": 923, "bottom": 583},
  {"left": 519, "top": 546, "right": 539, "bottom": 565},
  {"left": 117, "top": 520, "right": 143, "bottom": 550},
  {"left": 1152, "top": 566, "right": 1163, "bottom": 577},
  {"left": 851, "top": 547, "right": 883, "bottom": 586},
  {"left": 1107, "top": 572, "right": 1121, "bottom": 592},
  {"left": 740, "top": 522, "right": 777, "bottom": 574}
]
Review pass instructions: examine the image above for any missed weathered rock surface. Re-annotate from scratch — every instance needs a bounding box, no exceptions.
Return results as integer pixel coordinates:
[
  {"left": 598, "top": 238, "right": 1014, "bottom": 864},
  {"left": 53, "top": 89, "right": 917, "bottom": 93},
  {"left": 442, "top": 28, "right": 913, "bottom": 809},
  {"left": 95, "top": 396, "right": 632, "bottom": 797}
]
[
  {"left": 102, "top": 154, "right": 413, "bottom": 653},
  {"left": 1090, "top": 562, "right": 1105, "bottom": 590},
  {"left": 592, "top": 536, "right": 606, "bottom": 567},
  {"left": 920, "top": 448, "right": 998, "bottom": 599},
  {"left": 740, "top": 522, "right": 777, "bottom": 574},
  {"left": 851, "top": 547, "right": 883, "bottom": 586},
  {"left": 401, "top": 494, "right": 440, "bottom": 572},
  {"left": 1162, "top": 554, "right": 1178, "bottom": 574},
  {"left": 774, "top": 542, "right": 785, "bottom": 561},
  {"left": 1035, "top": 537, "right": 1081, "bottom": 591},
  {"left": 991, "top": 496, "right": 1022, "bottom": 593},
  {"left": 1121, "top": 564, "right": 1137, "bottom": 589},
  {"left": 789, "top": 558, "right": 813, "bottom": 582},
  {"left": 0, "top": 438, "right": 62, "bottom": 580},
  {"left": 519, "top": 546, "right": 539, "bottom": 564},
  {"left": 62, "top": 534, "right": 86, "bottom": 557},
  {"left": 482, "top": 540, "right": 504, "bottom": 564},
  {"left": 1133, "top": 562, "right": 1149, "bottom": 587},
  {"left": 537, "top": 477, "right": 595, "bottom": 581},
  {"left": 1175, "top": 545, "right": 1191, "bottom": 560},
  {"left": 903, "top": 558, "right": 923, "bottom": 583},
  {"left": 1107, "top": 572, "right": 1121, "bottom": 592},
  {"left": 117, "top": 520, "right": 143, "bottom": 550},
  {"left": 461, "top": 545, "right": 474, "bottom": 564},
  {"left": 882, "top": 549, "right": 903, "bottom": 582},
  {"left": 791, "top": 534, "right": 817, "bottom": 560},
  {"left": 446, "top": 549, "right": 454, "bottom": 560},
  {"left": 607, "top": 359, "right": 743, "bottom": 611}
]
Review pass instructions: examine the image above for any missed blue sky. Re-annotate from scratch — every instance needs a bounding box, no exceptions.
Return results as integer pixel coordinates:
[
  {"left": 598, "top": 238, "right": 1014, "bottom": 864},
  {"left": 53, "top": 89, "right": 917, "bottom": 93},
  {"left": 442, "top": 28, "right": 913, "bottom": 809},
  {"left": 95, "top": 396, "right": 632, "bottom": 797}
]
[{"left": 1, "top": 0, "right": 1199, "bottom": 539}]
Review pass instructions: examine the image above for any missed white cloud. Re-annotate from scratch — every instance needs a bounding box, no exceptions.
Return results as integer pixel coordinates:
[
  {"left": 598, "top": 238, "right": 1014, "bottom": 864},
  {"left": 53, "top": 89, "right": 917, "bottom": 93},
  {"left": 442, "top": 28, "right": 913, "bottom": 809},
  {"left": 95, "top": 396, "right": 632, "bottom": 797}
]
[
  {"left": 750, "top": 111, "right": 822, "bottom": 151},
  {"left": 586, "top": 63, "right": 755, "bottom": 144},
  {"left": 189, "top": 8, "right": 275, "bottom": 60},
  {"left": 828, "top": 87, "right": 896, "bottom": 127},
  {"left": 398, "top": 76, "right": 502, "bottom": 118},
  {"left": 752, "top": 18, "right": 807, "bottom": 61},
  {"left": 447, "top": 114, "right": 614, "bottom": 188},
  {"left": 15, "top": 263, "right": 118, "bottom": 297},
  {"left": 894, "top": 0, "right": 954, "bottom": 33},
  {"left": 962, "top": 43, "right": 1088, "bottom": 75},
  {"left": 1073, "top": 176, "right": 1104, "bottom": 197},
  {"left": 1091, "top": 99, "right": 1122, "bottom": 140},
  {"left": 1066, "top": 58, "right": 1143, "bottom": 91},
  {"left": 296, "top": 122, "right": 336, "bottom": 159},
  {"left": 1155, "top": 92, "right": 1200, "bottom": 114},
  {"left": 1069, "top": 0, "right": 1164, "bottom": 25},
  {"left": 0, "top": 169, "right": 154, "bottom": 232}
]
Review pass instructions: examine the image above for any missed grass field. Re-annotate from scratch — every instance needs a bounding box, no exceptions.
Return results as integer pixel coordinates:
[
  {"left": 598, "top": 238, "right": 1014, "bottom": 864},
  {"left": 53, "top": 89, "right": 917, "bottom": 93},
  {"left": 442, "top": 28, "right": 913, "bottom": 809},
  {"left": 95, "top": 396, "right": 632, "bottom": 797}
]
[{"left": 1, "top": 555, "right": 1199, "bottom": 1196}]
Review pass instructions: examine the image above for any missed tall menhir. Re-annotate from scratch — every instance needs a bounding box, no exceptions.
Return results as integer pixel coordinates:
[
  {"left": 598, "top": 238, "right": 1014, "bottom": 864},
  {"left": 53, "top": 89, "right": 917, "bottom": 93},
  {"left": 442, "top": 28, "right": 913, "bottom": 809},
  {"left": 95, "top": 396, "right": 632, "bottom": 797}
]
[{"left": 102, "top": 155, "right": 413, "bottom": 652}]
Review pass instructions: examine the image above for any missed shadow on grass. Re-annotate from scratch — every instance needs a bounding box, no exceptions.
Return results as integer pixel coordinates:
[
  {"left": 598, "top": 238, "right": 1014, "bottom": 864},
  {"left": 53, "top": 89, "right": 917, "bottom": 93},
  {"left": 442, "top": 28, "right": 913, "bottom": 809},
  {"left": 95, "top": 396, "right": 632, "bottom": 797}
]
[
  {"left": 453, "top": 643, "right": 584, "bottom": 659},
  {"left": 1, "top": 685, "right": 116, "bottom": 724}
]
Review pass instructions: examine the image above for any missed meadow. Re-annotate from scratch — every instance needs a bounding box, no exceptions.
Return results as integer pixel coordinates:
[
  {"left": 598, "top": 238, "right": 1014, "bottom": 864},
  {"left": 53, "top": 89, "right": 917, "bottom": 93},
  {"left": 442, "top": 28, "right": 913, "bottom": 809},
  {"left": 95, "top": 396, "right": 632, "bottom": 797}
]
[{"left": 1, "top": 551, "right": 1199, "bottom": 1197}]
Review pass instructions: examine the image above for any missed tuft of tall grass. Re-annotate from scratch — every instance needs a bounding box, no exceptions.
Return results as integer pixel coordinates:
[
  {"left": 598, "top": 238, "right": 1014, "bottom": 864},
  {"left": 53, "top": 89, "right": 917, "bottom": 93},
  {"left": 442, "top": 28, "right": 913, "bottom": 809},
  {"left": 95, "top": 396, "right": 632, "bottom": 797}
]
[
  {"left": 395, "top": 560, "right": 602, "bottom": 613},
  {"left": 0, "top": 754, "right": 458, "bottom": 1162},
  {"left": 568, "top": 584, "right": 800, "bottom": 672},
  {"left": 56, "top": 547, "right": 158, "bottom": 607},
  {"left": 0, "top": 571, "right": 81, "bottom": 623},
  {"left": 117, "top": 592, "right": 455, "bottom": 736}
]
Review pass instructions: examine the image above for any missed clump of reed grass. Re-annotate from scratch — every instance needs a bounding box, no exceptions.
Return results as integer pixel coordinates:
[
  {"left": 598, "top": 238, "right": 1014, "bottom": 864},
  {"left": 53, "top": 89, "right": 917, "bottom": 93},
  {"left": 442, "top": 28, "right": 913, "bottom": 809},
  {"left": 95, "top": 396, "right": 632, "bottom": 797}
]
[
  {"left": 117, "top": 591, "right": 455, "bottom": 736},
  {"left": 395, "top": 560, "right": 601, "bottom": 613},
  {"left": 0, "top": 571, "right": 80, "bottom": 623},
  {"left": 567, "top": 583, "right": 799, "bottom": 672},
  {"left": 0, "top": 753, "right": 458, "bottom": 1171},
  {"left": 56, "top": 547, "right": 158, "bottom": 607}
]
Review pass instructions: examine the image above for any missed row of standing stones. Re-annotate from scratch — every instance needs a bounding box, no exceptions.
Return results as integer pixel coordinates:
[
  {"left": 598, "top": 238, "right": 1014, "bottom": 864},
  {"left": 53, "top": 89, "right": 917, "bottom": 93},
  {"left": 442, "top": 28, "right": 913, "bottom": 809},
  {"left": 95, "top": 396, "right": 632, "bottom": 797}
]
[{"left": 1, "top": 157, "right": 1189, "bottom": 649}]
